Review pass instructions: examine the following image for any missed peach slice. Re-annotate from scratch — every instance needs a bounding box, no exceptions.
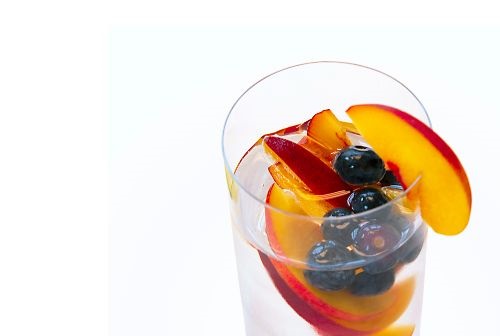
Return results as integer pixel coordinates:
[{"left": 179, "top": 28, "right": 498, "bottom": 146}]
[
  {"left": 259, "top": 252, "right": 366, "bottom": 336},
  {"left": 268, "top": 162, "right": 308, "bottom": 193},
  {"left": 264, "top": 183, "right": 324, "bottom": 261},
  {"left": 297, "top": 135, "right": 336, "bottom": 165},
  {"left": 263, "top": 136, "right": 351, "bottom": 208},
  {"left": 264, "top": 183, "right": 416, "bottom": 332},
  {"left": 224, "top": 167, "right": 237, "bottom": 200},
  {"left": 270, "top": 256, "right": 415, "bottom": 332},
  {"left": 341, "top": 120, "right": 359, "bottom": 135},
  {"left": 268, "top": 162, "right": 347, "bottom": 217},
  {"left": 372, "top": 325, "right": 415, "bottom": 336},
  {"left": 346, "top": 104, "right": 471, "bottom": 235},
  {"left": 307, "top": 109, "right": 352, "bottom": 150}
]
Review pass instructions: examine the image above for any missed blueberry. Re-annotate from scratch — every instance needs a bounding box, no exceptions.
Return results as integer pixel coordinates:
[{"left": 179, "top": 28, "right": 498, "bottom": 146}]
[
  {"left": 307, "top": 240, "right": 352, "bottom": 265},
  {"left": 349, "top": 269, "right": 395, "bottom": 296},
  {"left": 304, "top": 269, "right": 356, "bottom": 291},
  {"left": 389, "top": 212, "right": 412, "bottom": 235},
  {"left": 380, "top": 170, "right": 403, "bottom": 188},
  {"left": 348, "top": 187, "right": 389, "bottom": 213},
  {"left": 398, "top": 225, "right": 427, "bottom": 264},
  {"left": 303, "top": 240, "right": 355, "bottom": 291},
  {"left": 355, "top": 215, "right": 409, "bottom": 273},
  {"left": 323, "top": 207, "right": 353, "bottom": 218},
  {"left": 363, "top": 254, "right": 399, "bottom": 274},
  {"left": 353, "top": 222, "right": 402, "bottom": 256},
  {"left": 321, "top": 208, "right": 358, "bottom": 247},
  {"left": 333, "top": 146, "right": 386, "bottom": 185}
]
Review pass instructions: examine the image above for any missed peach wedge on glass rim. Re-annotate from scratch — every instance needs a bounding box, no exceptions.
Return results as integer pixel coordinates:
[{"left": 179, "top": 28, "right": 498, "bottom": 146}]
[{"left": 346, "top": 104, "right": 472, "bottom": 235}]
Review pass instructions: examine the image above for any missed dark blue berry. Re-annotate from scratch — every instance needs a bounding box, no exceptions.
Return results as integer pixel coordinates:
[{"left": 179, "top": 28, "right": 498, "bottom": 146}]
[
  {"left": 363, "top": 254, "right": 399, "bottom": 274},
  {"left": 321, "top": 208, "right": 357, "bottom": 247},
  {"left": 324, "top": 207, "right": 352, "bottom": 218},
  {"left": 348, "top": 187, "right": 389, "bottom": 213},
  {"left": 353, "top": 222, "right": 402, "bottom": 256},
  {"left": 303, "top": 240, "right": 355, "bottom": 291},
  {"left": 349, "top": 269, "right": 395, "bottom": 296},
  {"left": 304, "top": 269, "right": 355, "bottom": 291},
  {"left": 398, "top": 225, "right": 427, "bottom": 264},
  {"left": 307, "top": 240, "right": 351, "bottom": 265},
  {"left": 389, "top": 212, "right": 412, "bottom": 235},
  {"left": 333, "top": 146, "right": 386, "bottom": 185},
  {"left": 355, "top": 217, "right": 407, "bottom": 273},
  {"left": 380, "top": 170, "right": 403, "bottom": 188}
]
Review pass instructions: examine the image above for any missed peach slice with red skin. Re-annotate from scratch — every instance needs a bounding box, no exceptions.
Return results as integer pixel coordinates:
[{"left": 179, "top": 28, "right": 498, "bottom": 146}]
[
  {"left": 264, "top": 183, "right": 416, "bottom": 332},
  {"left": 268, "top": 162, "right": 347, "bottom": 217},
  {"left": 346, "top": 104, "right": 472, "bottom": 235},
  {"left": 263, "top": 136, "right": 351, "bottom": 208},
  {"left": 261, "top": 249, "right": 415, "bottom": 336},
  {"left": 297, "top": 135, "right": 336, "bottom": 165},
  {"left": 259, "top": 252, "right": 367, "bottom": 336}
]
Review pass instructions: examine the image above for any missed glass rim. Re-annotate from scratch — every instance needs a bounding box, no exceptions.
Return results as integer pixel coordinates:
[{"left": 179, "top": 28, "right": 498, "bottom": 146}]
[{"left": 221, "top": 60, "right": 430, "bottom": 222}]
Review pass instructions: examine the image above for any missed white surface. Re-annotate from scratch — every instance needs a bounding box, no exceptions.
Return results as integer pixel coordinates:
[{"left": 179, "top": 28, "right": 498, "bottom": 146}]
[{"left": 1, "top": 3, "right": 499, "bottom": 336}]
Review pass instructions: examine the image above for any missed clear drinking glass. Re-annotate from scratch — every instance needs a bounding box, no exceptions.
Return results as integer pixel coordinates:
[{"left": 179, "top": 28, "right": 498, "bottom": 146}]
[{"left": 222, "top": 61, "right": 430, "bottom": 336}]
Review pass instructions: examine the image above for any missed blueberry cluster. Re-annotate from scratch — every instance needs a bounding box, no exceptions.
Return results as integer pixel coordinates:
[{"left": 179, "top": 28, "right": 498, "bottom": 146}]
[
  {"left": 302, "top": 145, "right": 426, "bottom": 296},
  {"left": 304, "top": 214, "right": 426, "bottom": 296}
]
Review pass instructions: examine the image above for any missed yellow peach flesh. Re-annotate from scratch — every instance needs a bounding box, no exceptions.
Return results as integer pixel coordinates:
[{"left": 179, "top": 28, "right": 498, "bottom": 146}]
[
  {"left": 307, "top": 109, "right": 351, "bottom": 150},
  {"left": 371, "top": 324, "right": 415, "bottom": 336},
  {"left": 347, "top": 104, "right": 471, "bottom": 235}
]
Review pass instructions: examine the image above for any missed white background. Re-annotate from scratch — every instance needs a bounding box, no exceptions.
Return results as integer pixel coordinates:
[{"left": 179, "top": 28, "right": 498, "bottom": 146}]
[{"left": 1, "top": 2, "right": 500, "bottom": 336}]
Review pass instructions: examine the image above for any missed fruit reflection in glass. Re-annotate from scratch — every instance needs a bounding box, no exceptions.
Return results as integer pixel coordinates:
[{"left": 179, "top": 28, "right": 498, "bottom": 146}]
[{"left": 222, "top": 62, "right": 471, "bottom": 336}]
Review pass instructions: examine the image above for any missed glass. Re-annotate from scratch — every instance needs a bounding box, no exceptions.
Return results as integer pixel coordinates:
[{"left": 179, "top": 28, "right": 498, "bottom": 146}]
[{"left": 222, "top": 61, "right": 430, "bottom": 335}]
